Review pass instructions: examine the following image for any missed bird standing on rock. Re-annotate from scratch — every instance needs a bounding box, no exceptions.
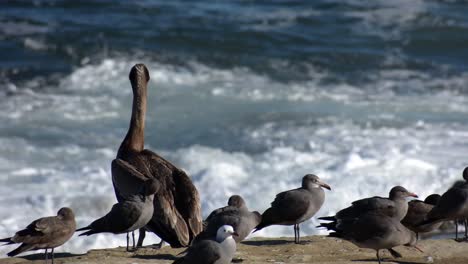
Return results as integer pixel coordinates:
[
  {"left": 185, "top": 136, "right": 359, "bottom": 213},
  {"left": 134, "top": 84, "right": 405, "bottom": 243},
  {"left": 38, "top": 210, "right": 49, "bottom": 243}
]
[
  {"left": 327, "top": 212, "right": 423, "bottom": 264},
  {"left": 255, "top": 174, "right": 331, "bottom": 244},
  {"left": 319, "top": 185, "right": 418, "bottom": 229},
  {"left": 76, "top": 178, "right": 160, "bottom": 251},
  {"left": 419, "top": 167, "right": 468, "bottom": 241},
  {"left": 402, "top": 194, "right": 442, "bottom": 240},
  {"left": 112, "top": 64, "right": 202, "bottom": 248},
  {"left": 0, "top": 207, "right": 76, "bottom": 264}
]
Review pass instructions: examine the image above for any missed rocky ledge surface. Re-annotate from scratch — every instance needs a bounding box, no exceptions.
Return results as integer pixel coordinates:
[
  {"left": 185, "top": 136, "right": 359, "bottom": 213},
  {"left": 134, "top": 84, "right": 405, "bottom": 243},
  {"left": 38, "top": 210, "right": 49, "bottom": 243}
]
[{"left": 1, "top": 236, "right": 467, "bottom": 264}]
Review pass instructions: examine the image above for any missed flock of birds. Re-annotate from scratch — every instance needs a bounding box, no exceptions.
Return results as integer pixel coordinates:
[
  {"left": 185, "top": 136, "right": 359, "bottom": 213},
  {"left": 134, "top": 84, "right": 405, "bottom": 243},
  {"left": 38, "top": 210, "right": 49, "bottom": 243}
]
[{"left": 1, "top": 64, "right": 467, "bottom": 264}]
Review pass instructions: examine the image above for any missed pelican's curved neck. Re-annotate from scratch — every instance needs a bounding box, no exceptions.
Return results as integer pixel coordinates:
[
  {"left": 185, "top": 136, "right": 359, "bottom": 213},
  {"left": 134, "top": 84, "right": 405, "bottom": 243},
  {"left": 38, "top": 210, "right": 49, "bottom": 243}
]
[{"left": 118, "top": 78, "right": 147, "bottom": 156}]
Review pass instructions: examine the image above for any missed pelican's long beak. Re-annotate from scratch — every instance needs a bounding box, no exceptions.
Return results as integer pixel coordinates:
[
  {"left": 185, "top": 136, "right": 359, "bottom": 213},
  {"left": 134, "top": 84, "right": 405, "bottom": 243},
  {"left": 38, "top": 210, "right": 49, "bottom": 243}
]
[{"left": 319, "top": 181, "right": 331, "bottom": 191}]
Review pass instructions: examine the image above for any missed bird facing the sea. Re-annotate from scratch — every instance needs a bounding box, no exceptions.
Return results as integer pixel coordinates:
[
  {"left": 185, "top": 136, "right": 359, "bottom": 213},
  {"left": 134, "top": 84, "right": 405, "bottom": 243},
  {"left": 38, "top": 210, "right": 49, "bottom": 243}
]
[{"left": 112, "top": 64, "right": 202, "bottom": 248}]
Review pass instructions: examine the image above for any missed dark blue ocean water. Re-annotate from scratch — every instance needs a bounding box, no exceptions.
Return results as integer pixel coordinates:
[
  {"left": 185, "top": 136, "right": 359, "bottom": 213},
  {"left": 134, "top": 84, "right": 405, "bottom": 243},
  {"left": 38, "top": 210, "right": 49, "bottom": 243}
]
[
  {"left": 3, "top": 1, "right": 468, "bottom": 88},
  {"left": 1, "top": 0, "right": 468, "bottom": 253}
]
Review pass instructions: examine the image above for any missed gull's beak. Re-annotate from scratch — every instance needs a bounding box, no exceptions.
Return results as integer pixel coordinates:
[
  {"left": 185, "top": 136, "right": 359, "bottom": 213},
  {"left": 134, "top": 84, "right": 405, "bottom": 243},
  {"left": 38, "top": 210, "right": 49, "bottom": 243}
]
[
  {"left": 407, "top": 192, "right": 418, "bottom": 198},
  {"left": 230, "top": 231, "right": 239, "bottom": 237},
  {"left": 319, "top": 181, "right": 331, "bottom": 191}
]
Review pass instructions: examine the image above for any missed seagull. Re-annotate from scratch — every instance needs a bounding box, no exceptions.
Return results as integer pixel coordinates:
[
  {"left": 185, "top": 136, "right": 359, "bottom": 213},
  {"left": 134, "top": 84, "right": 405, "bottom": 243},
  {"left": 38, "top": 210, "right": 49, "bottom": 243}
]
[
  {"left": 420, "top": 167, "right": 468, "bottom": 241},
  {"left": 197, "top": 195, "right": 261, "bottom": 243},
  {"left": 77, "top": 178, "right": 159, "bottom": 251},
  {"left": 0, "top": 207, "right": 76, "bottom": 264},
  {"left": 328, "top": 212, "right": 423, "bottom": 264},
  {"left": 402, "top": 194, "right": 442, "bottom": 240},
  {"left": 255, "top": 174, "right": 331, "bottom": 244},
  {"left": 319, "top": 186, "right": 417, "bottom": 228},
  {"left": 173, "top": 225, "right": 238, "bottom": 264},
  {"left": 448, "top": 179, "right": 467, "bottom": 241}
]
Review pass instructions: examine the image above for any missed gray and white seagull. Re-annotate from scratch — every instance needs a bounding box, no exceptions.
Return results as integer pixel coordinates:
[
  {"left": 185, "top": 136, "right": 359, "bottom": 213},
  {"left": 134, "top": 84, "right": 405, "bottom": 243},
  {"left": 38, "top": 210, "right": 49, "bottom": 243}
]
[
  {"left": 173, "top": 225, "right": 238, "bottom": 264},
  {"left": 255, "top": 174, "right": 331, "bottom": 244}
]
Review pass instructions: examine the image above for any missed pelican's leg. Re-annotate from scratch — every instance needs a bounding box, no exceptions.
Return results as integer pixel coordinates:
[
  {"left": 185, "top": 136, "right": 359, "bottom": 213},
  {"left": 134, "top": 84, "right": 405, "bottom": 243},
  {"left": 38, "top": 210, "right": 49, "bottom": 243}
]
[
  {"left": 293, "top": 224, "right": 297, "bottom": 244},
  {"left": 126, "top": 232, "right": 130, "bottom": 251},
  {"left": 464, "top": 219, "right": 468, "bottom": 240},
  {"left": 137, "top": 228, "right": 146, "bottom": 247},
  {"left": 297, "top": 224, "right": 301, "bottom": 244},
  {"left": 137, "top": 229, "right": 165, "bottom": 249},
  {"left": 292, "top": 225, "right": 295, "bottom": 243},
  {"left": 155, "top": 240, "right": 165, "bottom": 249}
]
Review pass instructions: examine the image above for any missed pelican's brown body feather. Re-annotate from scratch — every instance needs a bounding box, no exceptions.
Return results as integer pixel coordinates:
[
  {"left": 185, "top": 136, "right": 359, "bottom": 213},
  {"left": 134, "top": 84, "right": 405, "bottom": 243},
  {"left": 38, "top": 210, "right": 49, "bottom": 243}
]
[{"left": 112, "top": 64, "right": 202, "bottom": 247}]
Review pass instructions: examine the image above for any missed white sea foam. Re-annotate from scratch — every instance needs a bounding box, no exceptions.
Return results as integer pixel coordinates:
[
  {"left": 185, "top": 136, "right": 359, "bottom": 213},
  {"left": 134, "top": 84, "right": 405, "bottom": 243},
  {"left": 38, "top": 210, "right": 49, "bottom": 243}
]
[
  {"left": 23, "top": 37, "right": 51, "bottom": 51},
  {"left": 345, "top": 0, "right": 427, "bottom": 39},
  {"left": 237, "top": 9, "right": 321, "bottom": 31},
  {"left": 1, "top": 58, "right": 468, "bottom": 255}
]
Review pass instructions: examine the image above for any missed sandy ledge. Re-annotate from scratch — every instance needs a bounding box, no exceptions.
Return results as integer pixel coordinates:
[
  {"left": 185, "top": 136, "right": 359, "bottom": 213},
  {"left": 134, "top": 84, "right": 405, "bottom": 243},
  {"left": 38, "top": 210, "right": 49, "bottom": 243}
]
[{"left": 1, "top": 236, "right": 467, "bottom": 264}]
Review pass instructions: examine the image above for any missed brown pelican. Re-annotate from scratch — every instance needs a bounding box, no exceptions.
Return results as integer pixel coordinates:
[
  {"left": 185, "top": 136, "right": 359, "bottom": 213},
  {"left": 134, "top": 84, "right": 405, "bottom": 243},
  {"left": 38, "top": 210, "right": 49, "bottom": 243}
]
[{"left": 112, "top": 64, "right": 202, "bottom": 248}]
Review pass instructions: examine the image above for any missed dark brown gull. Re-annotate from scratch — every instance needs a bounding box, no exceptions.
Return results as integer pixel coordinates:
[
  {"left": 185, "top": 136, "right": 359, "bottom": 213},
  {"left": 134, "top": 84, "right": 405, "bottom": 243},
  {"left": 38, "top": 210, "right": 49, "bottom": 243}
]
[{"left": 0, "top": 207, "right": 76, "bottom": 264}]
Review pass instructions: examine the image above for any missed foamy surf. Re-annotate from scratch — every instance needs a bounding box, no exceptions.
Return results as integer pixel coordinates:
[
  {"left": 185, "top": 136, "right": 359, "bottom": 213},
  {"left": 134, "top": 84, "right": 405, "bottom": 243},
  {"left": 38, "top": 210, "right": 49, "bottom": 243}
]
[{"left": 0, "top": 57, "right": 467, "bottom": 255}]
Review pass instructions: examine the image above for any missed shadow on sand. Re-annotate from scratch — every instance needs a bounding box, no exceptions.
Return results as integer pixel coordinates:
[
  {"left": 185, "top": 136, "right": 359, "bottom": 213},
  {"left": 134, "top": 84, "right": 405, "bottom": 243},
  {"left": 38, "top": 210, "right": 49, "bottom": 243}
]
[
  {"left": 241, "top": 239, "right": 294, "bottom": 246},
  {"left": 352, "top": 258, "right": 424, "bottom": 264},
  {"left": 21, "top": 252, "right": 84, "bottom": 261},
  {"left": 132, "top": 253, "right": 178, "bottom": 261}
]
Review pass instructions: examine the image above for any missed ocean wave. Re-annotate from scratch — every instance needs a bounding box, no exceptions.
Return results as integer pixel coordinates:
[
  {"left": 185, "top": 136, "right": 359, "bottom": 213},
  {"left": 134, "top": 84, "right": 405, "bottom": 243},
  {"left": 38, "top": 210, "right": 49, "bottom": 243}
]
[
  {"left": 58, "top": 58, "right": 468, "bottom": 103},
  {"left": 1, "top": 118, "right": 467, "bottom": 254},
  {"left": 1, "top": 57, "right": 468, "bottom": 254}
]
